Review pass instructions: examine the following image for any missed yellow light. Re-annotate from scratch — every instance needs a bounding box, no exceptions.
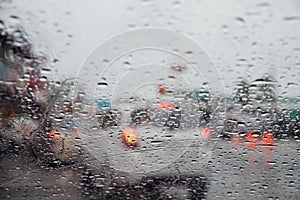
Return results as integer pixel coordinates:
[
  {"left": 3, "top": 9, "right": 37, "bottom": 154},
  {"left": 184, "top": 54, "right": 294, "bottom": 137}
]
[{"left": 122, "top": 126, "right": 138, "bottom": 146}]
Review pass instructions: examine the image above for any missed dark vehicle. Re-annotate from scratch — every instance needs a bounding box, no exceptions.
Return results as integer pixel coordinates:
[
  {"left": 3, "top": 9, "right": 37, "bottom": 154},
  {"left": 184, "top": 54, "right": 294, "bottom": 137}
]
[
  {"left": 273, "top": 109, "right": 300, "bottom": 139},
  {"left": 130, "top": 108, "right": 151, "bottom": 125},
  {"left": 98, "top": 109, "right": 121, "bottom": 129},
  {"left": 165, "top": 106, "right": 181, "bottom": 129},
  {"left": 198, "top": 102, "right": 212, "bottom": 125},
  {"left": 221, "top": 118, "right": 239, "bottom": 138}
]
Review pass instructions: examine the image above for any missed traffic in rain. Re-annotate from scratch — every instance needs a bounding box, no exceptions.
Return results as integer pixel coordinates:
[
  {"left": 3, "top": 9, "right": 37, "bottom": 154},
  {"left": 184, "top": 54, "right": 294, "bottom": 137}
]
[{"left": 1, "top": 0, "right": 300, "bottom": 199}]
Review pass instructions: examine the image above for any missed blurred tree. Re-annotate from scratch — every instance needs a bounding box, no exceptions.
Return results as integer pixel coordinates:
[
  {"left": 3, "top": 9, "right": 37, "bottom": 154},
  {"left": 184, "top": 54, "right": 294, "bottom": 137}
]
[
  {"left": 234, "top": 79, "right": 249, "bottom": 105},
  {"left": 249, "top": 75, "right": 277, "bottom": 103}
]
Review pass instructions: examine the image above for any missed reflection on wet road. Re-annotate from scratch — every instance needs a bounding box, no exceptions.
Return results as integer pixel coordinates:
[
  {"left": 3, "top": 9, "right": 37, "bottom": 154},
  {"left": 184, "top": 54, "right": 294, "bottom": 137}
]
[
  {"left": 207, "top": 140, "right": 300, "bottom": 199},
  {"left": 1, "top": 138, "right": 299, "bottom": 199}
]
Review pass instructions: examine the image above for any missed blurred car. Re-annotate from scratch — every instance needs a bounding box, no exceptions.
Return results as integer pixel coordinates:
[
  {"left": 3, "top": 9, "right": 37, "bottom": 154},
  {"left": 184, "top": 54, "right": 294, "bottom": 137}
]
[
  {"left": 97, "top": 109, "right": 121, "bottom": 129},
  {"left": 130, "top": 108, "right": 151, "bottom": 126},
  {"left": 165, "top": 106, "right": 181, "bottom": 129},
  {"left": 96, "top": 99, "right": 111, "bottom": 113},
  {"left": 273, "top": 109, "right": 300, "bottom": 139}
]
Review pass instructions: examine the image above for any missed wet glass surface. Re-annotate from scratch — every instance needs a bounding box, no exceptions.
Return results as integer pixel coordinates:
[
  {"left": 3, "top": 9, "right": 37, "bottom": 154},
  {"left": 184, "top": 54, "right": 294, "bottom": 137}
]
[{"left": 0, "top": 0, "right": 300, "bottom": 199}]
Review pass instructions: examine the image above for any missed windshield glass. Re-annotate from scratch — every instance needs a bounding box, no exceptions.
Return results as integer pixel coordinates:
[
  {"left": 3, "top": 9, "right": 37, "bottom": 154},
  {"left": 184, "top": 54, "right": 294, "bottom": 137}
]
[{"left": 1, "top": 0, "right": 300, "bottom": 199}]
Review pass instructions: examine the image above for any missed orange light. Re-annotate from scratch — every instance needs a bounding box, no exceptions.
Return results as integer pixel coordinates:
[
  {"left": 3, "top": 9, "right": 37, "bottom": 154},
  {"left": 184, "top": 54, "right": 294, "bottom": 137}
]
[
  {"left": 50, "top": 130, "right": 60, "bottom": 140},
  {"left": 122, "top": 126, "right": 138, "bottom": 146},
  {"left": 158, "top": 102, "right": 175, "bottom": 111},
  {"left": 246, "top": 130, "right": 259, "bottom": 148},
  {"left": 262, "top": 132, "right": 274, "bottom": 145},
  {"left": 158, "top": 86, "right": 166, "bottom": 94},
  {"left": 202, "top": 127, "right": 211, "bottom": 139},
  {"left": 158, "top": 85, "right": 166, "bottom": 95}
]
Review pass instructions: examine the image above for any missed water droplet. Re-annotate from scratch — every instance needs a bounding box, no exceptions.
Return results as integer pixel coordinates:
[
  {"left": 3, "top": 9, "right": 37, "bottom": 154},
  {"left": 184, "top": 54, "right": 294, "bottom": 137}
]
[
  {"left": 235, "top": 17, "right": 246, "bottom": 24},
  {"left": 283, "top": 16, "right": 300, "bottom": 21}
]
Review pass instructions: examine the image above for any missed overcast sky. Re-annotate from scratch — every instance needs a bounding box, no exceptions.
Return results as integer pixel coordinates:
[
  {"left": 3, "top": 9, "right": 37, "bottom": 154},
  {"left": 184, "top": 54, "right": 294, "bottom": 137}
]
[{"left": 1, "top": 0, "right": 300, "bottom": 100}]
